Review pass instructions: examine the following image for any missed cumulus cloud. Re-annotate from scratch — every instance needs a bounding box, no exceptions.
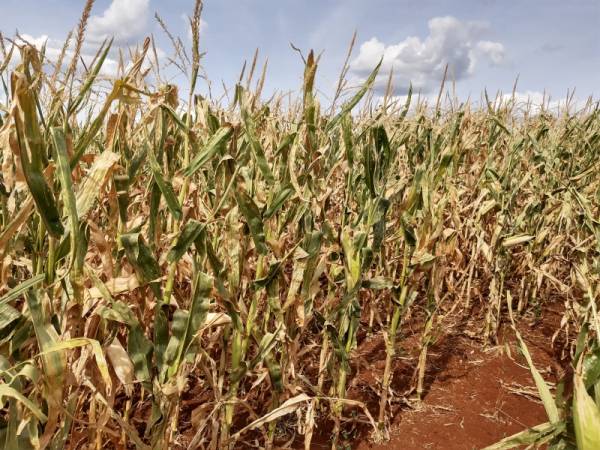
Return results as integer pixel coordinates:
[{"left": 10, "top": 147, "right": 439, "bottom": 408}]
[
  {"left": 350, "top": 16, "right": 505, "bottom": 94},
  {"left": 476, "top": 40, "right": 504, "bottom": 65},
  {"left": 88, "top": 0, "right": 150, "bottom": 45},
  {"left": 500, "top": 90, "right": 592, "bottom": 114}
]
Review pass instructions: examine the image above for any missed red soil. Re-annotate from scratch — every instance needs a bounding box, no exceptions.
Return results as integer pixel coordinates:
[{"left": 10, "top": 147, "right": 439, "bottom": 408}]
[
  {"left": 355, "top": 336, "right": 554, "bottom": 450},
  {"left": 305, "top": 307, "right": 567, "bottom": 450}
]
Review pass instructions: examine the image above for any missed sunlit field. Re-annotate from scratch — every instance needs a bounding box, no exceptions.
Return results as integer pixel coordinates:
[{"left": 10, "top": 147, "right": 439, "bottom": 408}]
[{"left": 1, "top": 1, "right": 599, "bottom": 449}]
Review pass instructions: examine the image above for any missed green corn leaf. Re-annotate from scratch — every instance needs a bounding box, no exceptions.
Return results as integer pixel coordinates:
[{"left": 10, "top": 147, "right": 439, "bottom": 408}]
[
  {"left": 300, "top": 231, "right": 322, "bottom": 319},
  {"left": 183, "top": 126, "right": 233, "bottom": 177},
  {"left": 128, "top": 325, "right": 153, "bottom": 382},
  {"left": 582, "top": 350, "right": 600, "bottom": 390},
  {"left": 21, "top": 166, "right": 64, "bottom": 237},
  {"left": 434, "top": 147, "right": 455, "bottom": 185},
  {"left": 160, "top": 104, "right": 189, "bottom": 132},
  {"left": 67, "top": 38, "right": 114, "bottom": 115},
  {"left": 0, "top": 303, "right": 20, "bottom": 330},
  {"left": 120, "top": 232, "right": 162, "bottom": 298},
  {"left": 25, "top": 289, "right": 65, "bottom": 418},
  {"left": 275, "top": 132, "right": 297, "bottom": 156},
  {"left": 0, "top": 384, "right": 47, "bottom": 422},
  {"left": 242, "top": 109, "right": 275, "bottom": 183},
  {"left": 165, "top": 272, "right": 212, "bottom": 378},
  {"left": 481, "top": 421, "right": 562, "bottom": 450},
  {"left": 154, "top": 308, "right": 169, "bottom": 378},
  {"left": 326, "top": 58, "right": 382, "bottom": 132},
  {"left": 11, "top": 58, "right": 64, "bottom": 237},
  {"left": 325, "top": 323, "right": 350, "bottom": 371},
  {"left": 235, "top": 186, "right": 268, "bottom": 255},
  {"left": 265, "top": 353, "right": 283, "bottom": 392},
  {"left": 182, "top": 274, "right": 212, "bottom": 352},
  {"left": 71, "top": 82, "right": 123, "bottom": 167},
  {"left": 361, "top": 276, "right": 394, "bottom": 290},
  {"left": 96, "top": 301, "right": 138, "bottom": 327},
  {"left": 0, "top": 274, "right": 45, "bottom": 306},
  {"left": 231, "top": 326, "right": 282, "bottom": 383},
  {"left": 371, "top": 197, "right": 389, "bottom": 252},
  {"left": 167, "top": 220, "right": 205, "bottom": 263},
  {"left": 162, "top": 309, "right": 188, "bottom": 379},
  {"left": 51, "top": 128, "right": 78, "bottom": 228},
  {"left": 146, "top": 143, "right": 182, "bottom": 220},
  {"left": 264, "top": 184, "right": 293, "bottom": 219},
  {"left": 114, "top": 172, "right": 130, "bottom": 223},
  {"left": 363, "top": 143, "right": 376, "bottom": 198},
  {"left": 253, "top": 260, "right": 283, "bottom": 289},
  {"left": 399, "top": 84, "right": 413, "bottom": 120},
  {"left": 51, "top": 127, "right": 82, "bottom": 284},
  {"left": 147, "top": 181, "right": 161, "bottom": 245},
  {"left": 341, "top": 115, "right": 354, "bottom": 166},
  {"left": 515, "top": 331, "right": 560, "bottom": 424}
]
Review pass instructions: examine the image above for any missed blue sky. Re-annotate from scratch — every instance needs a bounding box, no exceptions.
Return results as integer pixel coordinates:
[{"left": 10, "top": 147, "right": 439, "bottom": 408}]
[{"left": 1, "top": 0, "right": 598, "bottom": 106}]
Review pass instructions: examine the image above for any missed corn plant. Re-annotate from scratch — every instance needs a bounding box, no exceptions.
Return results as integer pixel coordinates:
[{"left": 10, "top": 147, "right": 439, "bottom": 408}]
[{"left": 0, "top": 3, "right": 599, "bottom": 449}]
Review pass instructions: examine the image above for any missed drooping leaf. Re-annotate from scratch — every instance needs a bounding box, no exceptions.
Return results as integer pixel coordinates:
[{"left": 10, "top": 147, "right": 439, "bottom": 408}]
[
  {"left": 242, "top": 109, "right": 275, "bottom": 183},
  {"left": 183, "top": 126, "right": 233, "bottom": 177},
  {"left": 0, "top": 274, "right": 45, "bottom": 306},
  {"left": 146, "top": 143, "right": 182, "bottom": 220},
  {"left": 264, "top": 184, "right": 293, "bottom": 219},
  {"left": 235, "top": 186, "right": 268, "bottom": 255},
  {"left": 515, "top": 331, "right": 560, "bottom": 424},
  {"left": 165, "top": 272, "right": 212, "bottom": 378},
  {"left": 0, "top": 384, "right": 47, "bottom": 422},
  {"left": 120, "top": 232, "right": 162, "bottom": 298},
  {"left": 326, "top": 58, "right": 382, "bottom": 132},
  {"left": 167, "top": 220, "right": 205, "bottom": 263},
  {"left": 0, "top": 303, "right": 20, "bottom": 330}
]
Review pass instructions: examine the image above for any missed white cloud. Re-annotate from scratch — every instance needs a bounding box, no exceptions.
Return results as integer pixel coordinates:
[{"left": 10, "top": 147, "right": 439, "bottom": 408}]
[
  {"left": 476, "top": 41, "right": 504, "bottom": 65},
  {"left": 350, "top": 16, "right": 505, "bottom": 94},
  {"left": 500, "top": 90, "right": 592, "bottom": 114},
  {"left": 88, "top": 0, "right": 150, "bottom": 45},
  {"left": 368, "top": 90, "right": 593, "bottom": 117},
  {"left": 7, "top": 0, "right": 153, "bottom": 78}
]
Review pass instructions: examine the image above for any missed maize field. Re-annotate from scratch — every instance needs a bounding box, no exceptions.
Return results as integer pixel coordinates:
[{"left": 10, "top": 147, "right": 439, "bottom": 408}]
[{"left": 1, "top": 2, "right": 600, "bottom": 449}]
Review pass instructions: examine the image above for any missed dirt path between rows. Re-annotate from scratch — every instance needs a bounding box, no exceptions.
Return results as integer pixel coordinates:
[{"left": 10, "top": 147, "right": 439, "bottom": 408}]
[
  {"left": 355, "top": 337, "right": 554, "bottom": 449},
  {"left": 299, "top": 305, "right": 567, "bottom": 450},
  {"left": 352, "top": 310, "right": 565, "bottom": 450}
]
